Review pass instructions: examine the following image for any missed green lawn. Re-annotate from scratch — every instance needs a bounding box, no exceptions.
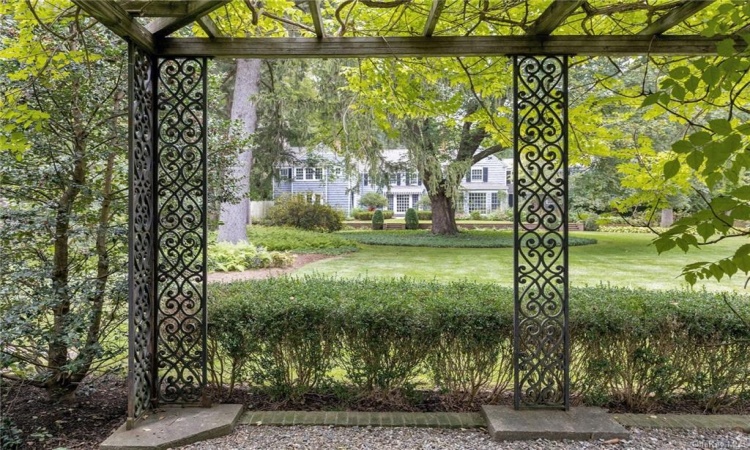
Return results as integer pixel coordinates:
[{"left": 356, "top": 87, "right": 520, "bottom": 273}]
[
  {"left": 294, "top": 232, "right": 748, "bottom": 291},
  {"left": 338, "top": 229, "right": 596, "bottom": 248}
]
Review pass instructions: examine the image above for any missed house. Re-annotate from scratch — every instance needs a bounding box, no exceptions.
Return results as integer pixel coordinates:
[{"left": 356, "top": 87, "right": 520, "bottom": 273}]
[{"left": 273, "top": 148, "right": 512, "bottom": 217}]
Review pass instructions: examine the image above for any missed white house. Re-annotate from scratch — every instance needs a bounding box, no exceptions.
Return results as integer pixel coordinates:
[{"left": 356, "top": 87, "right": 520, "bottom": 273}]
[{"left": 273, "top": 148, "right": 512, "bottom": 217}]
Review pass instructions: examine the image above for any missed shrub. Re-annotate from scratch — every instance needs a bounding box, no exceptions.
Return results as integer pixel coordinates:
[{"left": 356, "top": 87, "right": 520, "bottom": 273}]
[
  {"left": 208, "top": 278, "right": 750, "bottom": 410},
  {"left": 246, "top": 226, "right": 357, "bottom": 254},
  {"left": 405, "top": 208, "right": 419, "bottom": 230},
  {"left": 207, "top": 241, "right": 295, "bottom": 272},
  {"left": 358, "top": 192, "right": 388, "bottom": 210},
  {"left": 470, "top": 211, "right": 483, "bottom": 220},
  {"left": 417, "top": 211, "right": 432, "bottom": 221},
  {"left": 353, "top": 211, "right": 394, "bottom": 220},
  {"left": 372, "top": 210, "right": 384, "bottom": 230},
  {"left": 267, "top": 194, "right": 343, "bottom": 232}
]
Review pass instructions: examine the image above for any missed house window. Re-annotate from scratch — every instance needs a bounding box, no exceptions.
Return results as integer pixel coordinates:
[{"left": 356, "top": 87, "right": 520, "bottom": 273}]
[
  {"left": 334, "top": 167, "right": 342, "bottom": 178},
  {"left": 407, "top": 172, "right": 419, "bottom": 185},
  {"left": 396, "top": 194, "right": 410, "bottom": 213},
  {"left": 389, "top": 173, "right": 398, "bottom": 185},
  {"left": 363, "top": 174, "right": 369, "bottom": 186},
  {"left": 296, "top": 167, "right": 322, "bottom": 181},
  {"left": 505, "top": 169, "right": 512, "bottom": 186},
  {"left": 468, "top": 192, "right": 486, "bottom": 213},
  {"left": 387, "top": 194, "right": 394, "bottom": 211},
  {"left": 491, "top": 192, "right": 500, "bottom": 210},
  {"left": 412, "top": 194, "right": 419, "bottom": 208},
  {"left": 471, "top": 168, "right": 483, "bottom": 182}
]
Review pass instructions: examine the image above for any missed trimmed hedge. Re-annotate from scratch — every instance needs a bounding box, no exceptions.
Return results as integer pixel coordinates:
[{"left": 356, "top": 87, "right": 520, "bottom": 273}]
[
  {"left": 339, "top": 230, "right": 597, "bottom": 248},
  {"left": 208, "top": 278, "right": 750, "bottom": 410},
  {"left": 354, "top": 210, "right": 394, "bottom": 220}
]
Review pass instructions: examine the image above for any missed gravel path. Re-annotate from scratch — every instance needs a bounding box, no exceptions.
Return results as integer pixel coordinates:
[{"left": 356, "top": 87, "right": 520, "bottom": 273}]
[{"left": 180, "top": 426, "right": 750, "bottom": 449}]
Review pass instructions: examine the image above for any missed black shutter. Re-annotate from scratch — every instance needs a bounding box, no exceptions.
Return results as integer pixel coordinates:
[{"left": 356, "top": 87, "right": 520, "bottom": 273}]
[
  {"left": 397, "top": 173, "right": 402, "bottom": 185},
  {"left": 288, "top": 168, "right": 293, "bottom": 179},
  {"left": 405, "top": 173, "right": 410, "bottom": 185},
  {"left": 483, "top": 167, "right": 488, "bottom": 182},
  {"left": 466, "top": 171, "right": 471, "bottom": 182},
  {"left": 364, "top": 174, "right": 369, "bottom": 186}
]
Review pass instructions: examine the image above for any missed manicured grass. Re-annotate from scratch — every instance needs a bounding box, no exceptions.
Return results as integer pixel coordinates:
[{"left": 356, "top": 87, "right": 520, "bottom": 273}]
[
  {"left": 338, "top": 229, "right": 596, "bottom": 248},
  {"left": 294, "top": 232, "right": 749, "bottom": 291},
  {"left": 246, "top": 226, "right": 358, "bottom": 254}
]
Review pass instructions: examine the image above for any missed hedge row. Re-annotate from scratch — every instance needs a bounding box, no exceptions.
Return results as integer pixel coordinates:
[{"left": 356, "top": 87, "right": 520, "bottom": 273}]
[
  {"left": 208, "top": 278, "right": 750, "bottom": 410},
  {"left": 353, "top": 211, "right": 394, "bottom": 220}
]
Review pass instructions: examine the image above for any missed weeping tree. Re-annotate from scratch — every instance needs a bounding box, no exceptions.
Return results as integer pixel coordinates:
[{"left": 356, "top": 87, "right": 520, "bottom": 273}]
[{"left": 345, "top": 57, "right": 511, "bottom": 235}]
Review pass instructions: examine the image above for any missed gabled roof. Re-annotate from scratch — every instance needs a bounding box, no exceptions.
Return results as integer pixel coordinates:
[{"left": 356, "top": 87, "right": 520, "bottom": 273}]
[{"left": 72, "top": 1, "right": 747, "bottom": 58}]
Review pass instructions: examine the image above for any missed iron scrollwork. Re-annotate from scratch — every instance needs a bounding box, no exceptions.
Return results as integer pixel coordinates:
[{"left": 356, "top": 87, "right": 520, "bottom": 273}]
[
  {"left": 512, "top": 55, "right": 569, "bottom": 410},
  {"left": 155, "top": 57, "right": 208, "bottom": 404},
  {"left": 127, "top": 44, "right": 157, "bottom": 428}
]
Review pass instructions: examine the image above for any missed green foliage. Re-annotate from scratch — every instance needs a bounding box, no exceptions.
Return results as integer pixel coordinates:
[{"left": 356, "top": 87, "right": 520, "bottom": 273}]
[
  {"left": 267, "top": 194, "right": 344, "bottom": 232},
  {"left": 207, "top": 241, "right": 295, "bottom": 272},
  {"left": 246, "top": 226, "right": 357, "bottom": 254},
  {"left": 371, "top": 210, "right": 384, "bottom": 230},
  {"left": 358, "top": 192, "right": 388, "bottom": 210},
  {"left": 417, "top": 211, "right": 432, "bottom": 221},
  {"left": 339, "top": 230, "right": 597, "bottom": 248},
  {"left": 633, "top": 6, "right": 750, "bottom": 285},
  {"left": 469, "top": 211, "right": 482, "bottom": 221},
  {"left": 0, "top": 4, "right": 128, "bottom": 399},
  {"left": 405, "top": 208, "right": 419, "bottom": 230},
  {"left": 209, "top": 277, "right": 750, "bottom": 409},
  {"left": 353, "top": 210, "right": 394, "bottom": 220},
  {"left": 599, "top": 226, "right": 668, "bottom": 234},
  {"left": 0, "top": 417, "right": 22, "bottom": 450}
]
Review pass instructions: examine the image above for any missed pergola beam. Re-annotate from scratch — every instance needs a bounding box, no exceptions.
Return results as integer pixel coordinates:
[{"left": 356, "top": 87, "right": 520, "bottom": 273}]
[
  {"left": 73, "top": 0, "right": 156, "bottom": 53},
  {"left": 121, "top": 1, "right": 193, "bottom": 17},
  {"left": 157, "top": 35, "right": 746, "bottom": 58},
  {"left": 424, "top": 0, "right": 446, "bottom": 37},
  {"left": 527, "top": 0, "right": 584, "bottom": 36},
  {"left": 146, "top": 0, "right": 232, "bottom": 37},
  {"left": 197, "top": 16, "right": 222, "bottom": 38},
  {"left": 307, "top": 0, "right": 325, "bottom": 39},
  {"left": 638, "top": 0, "right": 714, "bottom": 36}
]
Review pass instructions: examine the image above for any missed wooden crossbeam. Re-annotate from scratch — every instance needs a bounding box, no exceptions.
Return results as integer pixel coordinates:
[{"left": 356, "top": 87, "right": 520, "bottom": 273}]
[
  {"left": 157, "top": 35, "right": 746, "bottom": 58},
  {"left": 307, "top": 0, "right": 325, "bottom": 38},
  {"left": 121, "top": 1, "right": 192, "bottom": 17},
  {"left": 146, "top": 0, "right": 232, "bottom": 37},
  {"left": 197, "top": 16, "right": 222, "bottom": 38},
  {"left": 638, "top": 0, "right": 714, "bottom": 35},
  {"left": 424, "top": 0, "right": 446, "bottom": 37},
  {"left": 527, "top": 0, "right": 584, "bottom": 36},
  {"left": 73, "top": 0, "right": 156, "bottom": 53}
]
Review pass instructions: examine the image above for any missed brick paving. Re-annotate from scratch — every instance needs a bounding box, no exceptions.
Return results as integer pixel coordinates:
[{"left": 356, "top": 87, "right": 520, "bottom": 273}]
[
  {"left": 241, "top": 411, "right": 486, "bottom": 428},
  {"left": 241, "top": 410, "right": 750, "bottom": 432},
  {"left": 612, "top": 413, "right": 750, "bottom": 431}
]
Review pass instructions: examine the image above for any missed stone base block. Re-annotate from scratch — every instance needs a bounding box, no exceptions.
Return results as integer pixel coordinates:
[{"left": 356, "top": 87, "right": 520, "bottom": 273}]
[
  {"left": 481, "top": 405, "right": 630, "bottom": 441},
  {"left": 100, "top": 404, "right": 244, "bottom": 450}
]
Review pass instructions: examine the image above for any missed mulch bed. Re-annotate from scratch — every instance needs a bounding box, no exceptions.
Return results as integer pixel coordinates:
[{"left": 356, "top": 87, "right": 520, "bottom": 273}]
[{"left": 3, "top": 376, "right": 750, "bottom": 449}]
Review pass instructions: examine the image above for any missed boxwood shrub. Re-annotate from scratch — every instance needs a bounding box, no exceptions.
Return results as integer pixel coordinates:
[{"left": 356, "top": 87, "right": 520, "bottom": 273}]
[{"left": 208, "top": 278, "right": 750, "bottom": 410}]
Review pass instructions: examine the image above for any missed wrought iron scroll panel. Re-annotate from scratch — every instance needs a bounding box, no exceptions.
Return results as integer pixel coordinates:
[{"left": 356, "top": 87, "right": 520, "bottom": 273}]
[
  {"left": 127, "top": 44, "right": 157, "bottom": 429},
  {"left": 512, "top": 55, "right": 570, "bottom": 410},
  {"left": 155, "top": 57, "right": 208, "bottom": 404}
]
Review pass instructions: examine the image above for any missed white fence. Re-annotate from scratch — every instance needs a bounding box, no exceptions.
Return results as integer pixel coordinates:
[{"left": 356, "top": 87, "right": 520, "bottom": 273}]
[{"left": 249, "top": 201, "right": 274, "bottom": 222}]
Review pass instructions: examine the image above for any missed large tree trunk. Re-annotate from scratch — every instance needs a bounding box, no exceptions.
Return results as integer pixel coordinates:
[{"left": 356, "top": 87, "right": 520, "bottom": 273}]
[
  {"left": 430, "top": 190, "right": 458, "bottom": 235},
  {"left": 218, "top": 59, "right": 261, "bottom": 243}
]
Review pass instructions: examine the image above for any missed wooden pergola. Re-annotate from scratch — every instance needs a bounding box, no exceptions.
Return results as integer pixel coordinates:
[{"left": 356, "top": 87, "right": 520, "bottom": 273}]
[{"left": 70, "top": 0, "right": 747, "bottom": 429}]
